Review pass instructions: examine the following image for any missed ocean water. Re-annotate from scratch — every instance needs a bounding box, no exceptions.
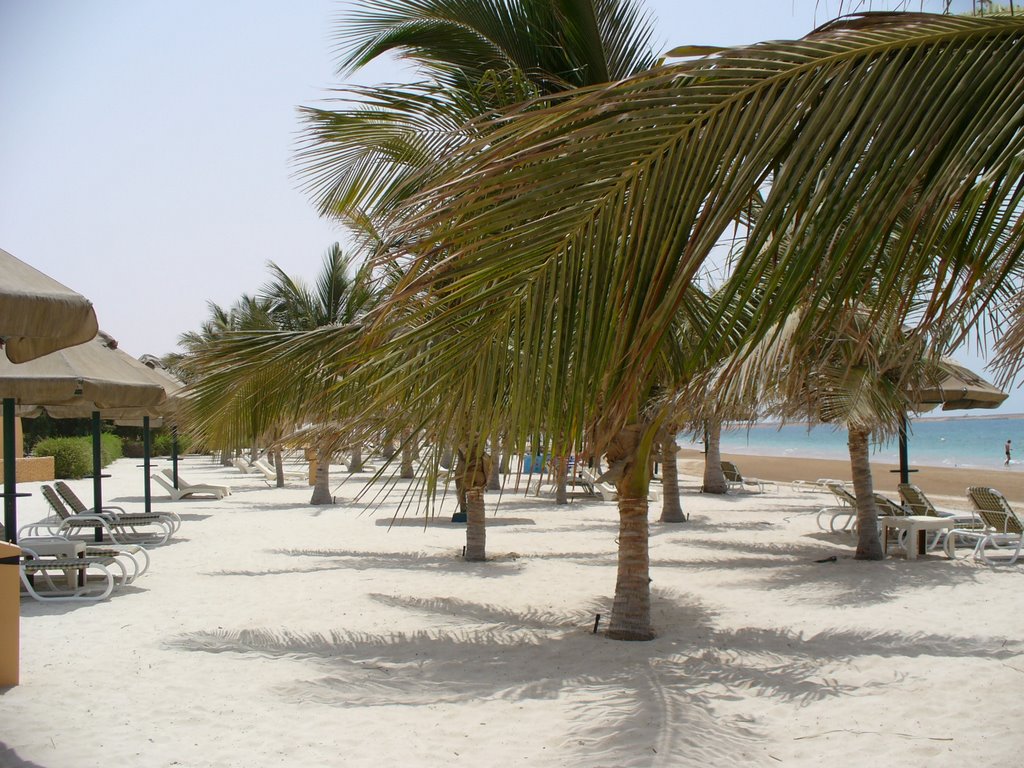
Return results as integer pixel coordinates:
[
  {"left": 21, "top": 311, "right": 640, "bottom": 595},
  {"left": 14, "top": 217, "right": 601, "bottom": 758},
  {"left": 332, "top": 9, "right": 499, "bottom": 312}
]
[{"left": 683, "top": 415, "right": 1024, "bottom": 471}]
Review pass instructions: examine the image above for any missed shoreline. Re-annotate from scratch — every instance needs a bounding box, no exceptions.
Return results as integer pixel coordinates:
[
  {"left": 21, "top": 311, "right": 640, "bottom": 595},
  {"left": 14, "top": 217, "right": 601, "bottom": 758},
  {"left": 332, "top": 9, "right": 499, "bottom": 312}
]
[{"left": 677, "top": 447, "right": 1024, "bottom": 507}]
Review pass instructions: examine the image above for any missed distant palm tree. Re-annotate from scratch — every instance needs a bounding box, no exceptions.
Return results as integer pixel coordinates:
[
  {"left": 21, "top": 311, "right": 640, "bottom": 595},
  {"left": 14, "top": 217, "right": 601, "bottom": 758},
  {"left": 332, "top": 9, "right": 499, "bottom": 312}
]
[{"left": 181, "top": 244, "right": 378, "bottom": 503}]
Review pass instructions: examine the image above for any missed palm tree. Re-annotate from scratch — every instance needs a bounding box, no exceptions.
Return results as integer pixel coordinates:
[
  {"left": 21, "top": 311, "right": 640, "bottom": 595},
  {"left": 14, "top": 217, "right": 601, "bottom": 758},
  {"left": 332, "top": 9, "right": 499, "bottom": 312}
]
[
  {"left": 297, "top": 0, "right": 658, "bottom": 225},
  {"left": 295, "top": 0, "right": 663, "bottom": 560},
  {"left": 181, "top": 245, "right": 378, "bottom": 503},
  {"left": 340, "top": 13, "right": 1024, "bottom": 638}
]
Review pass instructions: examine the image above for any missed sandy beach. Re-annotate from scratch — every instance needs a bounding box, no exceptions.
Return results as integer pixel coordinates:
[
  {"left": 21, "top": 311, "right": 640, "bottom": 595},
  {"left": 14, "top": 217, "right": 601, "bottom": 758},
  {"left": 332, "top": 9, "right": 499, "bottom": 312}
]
[
  {"left": 3, "top": 453, "right": 1023, "bottom": 767},
  {"left": 680, "top": 448, "right": 1024, "bottom": 507}
]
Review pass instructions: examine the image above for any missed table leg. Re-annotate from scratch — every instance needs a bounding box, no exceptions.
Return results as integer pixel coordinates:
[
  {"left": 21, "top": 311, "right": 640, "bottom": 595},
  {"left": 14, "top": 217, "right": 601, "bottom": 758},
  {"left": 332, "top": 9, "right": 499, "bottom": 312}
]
[{"left": 907, "top": 523, "right": 918, "bottom": 560}]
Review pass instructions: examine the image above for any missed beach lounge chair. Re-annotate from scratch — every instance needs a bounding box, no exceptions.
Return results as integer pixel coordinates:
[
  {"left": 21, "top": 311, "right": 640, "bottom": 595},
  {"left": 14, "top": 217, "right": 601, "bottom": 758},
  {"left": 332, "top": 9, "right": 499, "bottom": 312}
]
[
  {"left": 154, "top": 469, "right": 231, "bottom": 500},
  {"left": 817, "top": 483, "right": 858, "bottom": 532},
  {"left": 55, "top": 480, "right": 180, "bottom": 534},
  {"left": 232, "top": 458, "right": 263, "bottom": 475},
  {"left": 26, "top": 485, "right": 172, "bottom": 546},
  {"left": 721, "top": 461, "right": 777, "bottom": 493},
  {"left": 950, "top": 487, "right": 1024, "bottom": 565},
  {"left": 252, "top": 458, "right": 305, "bottom": 484},
  {"left": 1, "top": 523, "right": 149, "bottom": 582},
  {"left": 18, "top": 544, "right": 118, "bottom": 602}
]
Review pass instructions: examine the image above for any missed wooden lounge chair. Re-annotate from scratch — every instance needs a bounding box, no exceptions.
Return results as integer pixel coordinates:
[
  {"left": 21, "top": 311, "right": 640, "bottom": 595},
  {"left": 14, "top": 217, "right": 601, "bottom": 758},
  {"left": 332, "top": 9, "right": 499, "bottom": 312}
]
[
  {"left": 154, "top": 469, "right": 230, "bottom": 500},
  {"left": 55, "top": 480, "right": 180, "bottom": 534},
  {"left": 721, "top": 461, "right": 777, "bottom": 493},
  {"left": 950, "top": 487, "right": 1024, "bottom": 565}
]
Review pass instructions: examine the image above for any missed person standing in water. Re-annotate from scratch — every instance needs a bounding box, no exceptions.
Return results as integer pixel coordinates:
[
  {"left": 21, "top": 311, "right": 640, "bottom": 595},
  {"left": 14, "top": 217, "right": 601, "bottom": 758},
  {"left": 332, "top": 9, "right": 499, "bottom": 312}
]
[{"left": 1006, "top": 439, "right": 1012, "bottom": 466}]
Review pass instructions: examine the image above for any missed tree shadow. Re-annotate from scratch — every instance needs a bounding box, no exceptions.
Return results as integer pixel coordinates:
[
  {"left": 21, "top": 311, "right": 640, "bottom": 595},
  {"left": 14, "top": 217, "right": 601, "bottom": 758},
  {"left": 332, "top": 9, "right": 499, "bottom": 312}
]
[
  {"left": 166, "top": 588, "right": 1020, "bottom": 767},
  {"left": 0, "top": 742, "right": 48, "bottom": 768},
  {"left": 373, "top": 516, "right": 537, "bottom": 528},
  {"left": 207, "top": 549, "right": 522, "bottom": 578}
]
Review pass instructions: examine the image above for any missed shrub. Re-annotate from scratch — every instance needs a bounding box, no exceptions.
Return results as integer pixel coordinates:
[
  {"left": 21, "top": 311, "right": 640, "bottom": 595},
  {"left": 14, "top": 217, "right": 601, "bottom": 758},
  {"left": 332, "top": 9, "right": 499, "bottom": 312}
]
[
  {"left": 122, "top": 441, "right": 145, "bottom": 459},
  {"left": 100, "top": 433, "right": 123, "bottom": 465},
  {"left": 32, "top": 434, "right": 124, "bottom": 479},
  {"left": 33, "top": 437, "right": 91, "bottom": 479}
]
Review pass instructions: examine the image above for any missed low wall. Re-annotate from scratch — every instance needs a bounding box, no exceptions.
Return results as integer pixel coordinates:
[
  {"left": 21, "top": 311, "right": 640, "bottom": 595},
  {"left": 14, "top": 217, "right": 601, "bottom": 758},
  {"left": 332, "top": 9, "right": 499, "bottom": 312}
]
[{"left": 14, "top": 457, "right": 55, "bottom": 483}]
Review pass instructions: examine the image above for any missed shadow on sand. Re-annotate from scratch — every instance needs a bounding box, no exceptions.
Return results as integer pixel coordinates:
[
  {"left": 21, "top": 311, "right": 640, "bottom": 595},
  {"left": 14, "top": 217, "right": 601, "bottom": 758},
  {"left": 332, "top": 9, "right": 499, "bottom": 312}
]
[{"left": 166, "top": 587, "right": 1021, "bottom": 767}]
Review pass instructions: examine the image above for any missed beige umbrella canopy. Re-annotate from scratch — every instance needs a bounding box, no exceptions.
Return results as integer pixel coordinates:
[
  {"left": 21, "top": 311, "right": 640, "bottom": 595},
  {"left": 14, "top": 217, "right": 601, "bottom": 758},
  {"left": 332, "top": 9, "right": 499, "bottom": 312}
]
[
  {"left": 0, "top": 247, "right": 99, "bottom": 363},
  {"left": 1, "top": 332, "right": 166, "bottom": 542},
  {"left": 0, "top": 331, "right": 166, "bottom": 409},
  {"left": 914, "top": 357, "right": 1008, "bottom": 411}
]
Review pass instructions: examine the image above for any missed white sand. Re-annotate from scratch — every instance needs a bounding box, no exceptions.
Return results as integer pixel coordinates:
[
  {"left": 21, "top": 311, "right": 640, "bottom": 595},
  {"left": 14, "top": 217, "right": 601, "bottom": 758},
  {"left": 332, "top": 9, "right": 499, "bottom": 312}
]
[{"left": 4, "top": 455, "right": 1023, "bottom": 767}]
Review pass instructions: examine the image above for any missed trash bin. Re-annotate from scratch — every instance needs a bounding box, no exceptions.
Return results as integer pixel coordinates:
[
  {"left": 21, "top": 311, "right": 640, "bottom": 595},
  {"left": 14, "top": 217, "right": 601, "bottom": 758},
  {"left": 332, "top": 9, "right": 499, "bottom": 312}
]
[{"left": 0, "top": 540, "right": 21, "bottom": 686}]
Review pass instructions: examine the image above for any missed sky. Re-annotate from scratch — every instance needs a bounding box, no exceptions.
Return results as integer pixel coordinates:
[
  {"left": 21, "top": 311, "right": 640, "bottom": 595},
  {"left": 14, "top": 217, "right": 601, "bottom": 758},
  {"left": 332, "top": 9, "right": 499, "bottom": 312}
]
[{"left": 3, "top": 0, "right": 1014, "bottom": 412}]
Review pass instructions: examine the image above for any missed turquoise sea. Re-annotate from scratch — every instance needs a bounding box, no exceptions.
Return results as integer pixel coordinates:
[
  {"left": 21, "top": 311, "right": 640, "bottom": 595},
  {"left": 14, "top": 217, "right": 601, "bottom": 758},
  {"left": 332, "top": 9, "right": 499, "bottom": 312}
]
[{"left": 684, "top": 415, "right": 1024, "bottom": 471}]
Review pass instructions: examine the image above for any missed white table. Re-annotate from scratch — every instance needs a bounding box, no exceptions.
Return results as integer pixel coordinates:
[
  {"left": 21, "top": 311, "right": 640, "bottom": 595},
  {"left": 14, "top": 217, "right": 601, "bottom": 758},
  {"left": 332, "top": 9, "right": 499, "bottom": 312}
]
[{"left": 880, "top": 515, "right": 955, "bottom": 560}]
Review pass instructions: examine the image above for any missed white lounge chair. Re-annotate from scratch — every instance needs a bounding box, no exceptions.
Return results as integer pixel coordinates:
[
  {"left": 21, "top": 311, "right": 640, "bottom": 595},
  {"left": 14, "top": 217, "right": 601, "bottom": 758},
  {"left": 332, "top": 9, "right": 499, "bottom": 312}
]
[
  {"left": 947, "top": 487, "right": 1024, "bottom": 565},
  {"left": 252, "top": 458, "right": 305, "bottom": 484},
  {"left": 55, "top": 481, "right": 181, "bottom": 534},
  {"left": 152, "top": 471, "right": 230, "bottom": 501},
  {"left": 721, "top": 461, "right": 777, "bottom": 493}
]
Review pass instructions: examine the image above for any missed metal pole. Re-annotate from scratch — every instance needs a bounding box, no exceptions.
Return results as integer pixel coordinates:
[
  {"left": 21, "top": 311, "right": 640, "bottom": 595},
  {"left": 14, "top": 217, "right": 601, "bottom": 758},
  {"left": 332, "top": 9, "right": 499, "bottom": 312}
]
[
  {"left": 898, "top": 412, "right": 910, "bottom": 486},
  {"left": 3, "top": 398, "right": 17, "bottom": 543},
  {"left": 143, "top": 416, "right": 152, "bottom": 514},
  {"left": 172, "top": 425, "right": 179, "bottom": 489},
  {"left": 92, "top": 411, "right": 103, "bottom": 542}
]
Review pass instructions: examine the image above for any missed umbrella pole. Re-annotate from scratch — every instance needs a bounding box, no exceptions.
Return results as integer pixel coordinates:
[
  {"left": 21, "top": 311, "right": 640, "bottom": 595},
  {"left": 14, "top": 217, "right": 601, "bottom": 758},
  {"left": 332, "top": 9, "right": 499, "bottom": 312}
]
[
  {"left": 3, "top": 398, "right": 17, "bottom": 544},
  {"left": 143, "top": 416, "right": 152, "bottom": 515},
  {"left": 898, "top": 413, "right": 910, "bottom": 486},
  {"left": 92, "top": 410, "right": 103, "bottom": 542},
  {"left": 172, "top": 426, "right": 179, "bottom": 489}
]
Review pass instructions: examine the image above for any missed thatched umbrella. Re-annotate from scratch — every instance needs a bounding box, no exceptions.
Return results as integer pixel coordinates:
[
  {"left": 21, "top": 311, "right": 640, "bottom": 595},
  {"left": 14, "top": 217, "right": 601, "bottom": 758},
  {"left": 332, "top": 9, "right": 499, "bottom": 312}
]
[{"left": 0, "top": 332, "right": 165, "bottom": 542}]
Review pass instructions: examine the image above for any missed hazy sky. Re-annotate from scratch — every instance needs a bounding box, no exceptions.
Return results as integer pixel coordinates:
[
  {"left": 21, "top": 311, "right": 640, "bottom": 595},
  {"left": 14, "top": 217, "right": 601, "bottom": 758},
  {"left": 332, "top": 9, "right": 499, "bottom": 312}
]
[{"left": 4, "top": 0, "right": 1011, "bottom": 413}]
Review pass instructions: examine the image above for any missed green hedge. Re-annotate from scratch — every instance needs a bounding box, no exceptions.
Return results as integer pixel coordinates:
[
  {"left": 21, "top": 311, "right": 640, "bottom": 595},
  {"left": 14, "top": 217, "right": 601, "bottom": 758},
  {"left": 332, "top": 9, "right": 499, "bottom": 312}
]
[{"left": 33, "top": 434, "right": 123, "bottom": 479}]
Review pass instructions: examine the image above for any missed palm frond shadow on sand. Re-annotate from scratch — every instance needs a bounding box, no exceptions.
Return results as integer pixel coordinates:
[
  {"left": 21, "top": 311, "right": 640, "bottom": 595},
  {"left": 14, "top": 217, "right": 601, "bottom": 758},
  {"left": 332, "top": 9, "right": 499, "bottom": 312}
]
[
  {"left": 165, "top": 589, "right": 1020, "bottom": 767},
  {"left": 206, "top": 549, "right": 523, "bottom": 578}
]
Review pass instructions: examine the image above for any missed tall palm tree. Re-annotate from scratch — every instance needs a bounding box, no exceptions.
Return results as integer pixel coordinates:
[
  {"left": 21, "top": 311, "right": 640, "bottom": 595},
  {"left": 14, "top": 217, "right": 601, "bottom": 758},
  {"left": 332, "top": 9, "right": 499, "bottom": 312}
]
[
  {"left": 297, "top": 0, "right": 658, "bottom": 224},
  {"left": 295, "top": 0, "right": 663, "bottom": 561},
  {"left": 341, "top": 13, "right": 1024, "bottom": 637}
]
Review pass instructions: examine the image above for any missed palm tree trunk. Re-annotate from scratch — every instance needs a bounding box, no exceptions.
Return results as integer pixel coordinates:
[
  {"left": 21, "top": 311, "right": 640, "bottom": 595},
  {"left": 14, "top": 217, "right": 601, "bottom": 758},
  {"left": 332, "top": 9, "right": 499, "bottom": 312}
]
[
  {"left": 273, "top": 446, "right": 285, "bottom": 488},
  {"left": 659, "top": 430, "right": 685, "bottom": 523},
  {"left": 348, "top": 444, "right": 363, "bottom": 472},
  {"left": 310, "top": 445, "right": 333, "bottom": 505},
  {"left": 554, "top": 455, "right": 569, "bottom": 504},
  {"left": 465, "top": 487, "right": 486, "bottom": 561},
  {"left": 849, "top": 426, "right": 883, "bottom": 560},
  {"left": 608, "top": 494, "right": 654, "bottom": 640},
  {"left": 606, "top": 424, "right": 655, "bottom": 641},
  {"left": 220, "top": 447, "right": 233, "bottom": 467},
  {"left": 487, "top": 431, "right": 501, "bottom": 490},
  {"left": 400, "top": 431, "right": 415, "bottom": 479},
  {"left": 702, "top": 419, "right": 728, "bottom": 494}
]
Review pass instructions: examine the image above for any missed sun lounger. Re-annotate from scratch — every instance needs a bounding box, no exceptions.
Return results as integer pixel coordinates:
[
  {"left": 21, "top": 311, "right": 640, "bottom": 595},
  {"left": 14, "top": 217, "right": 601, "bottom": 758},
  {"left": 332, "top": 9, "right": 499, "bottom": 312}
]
[
  {"left": 26, "top": 485, "right": 172, "bottom": 546},
  {"left": 817, "top": 482, "right": 858, "bottom": 532},
  {"left": 721, "top": 461, "right": 777, "bottom": 493},
  {"left": 154, "top": 469, "right": 231, "bottom": 500},
  {"left": 252, "top": 458, "right": 305, "bottom": 484},
  {"left": 1, "top": 523, "right": 149, "bottom": 582},
  {"left": 949, "top": 487, "right": 1024, "bottom": 565},
  {"left": 18, "top": 545, "right": 118, "bottom": 602},
  {"left": 232, "top": 458, "right": 263, "bottom": 475},
  {"left": 55, "top": 480, "right": 180, "bottom": 534}
]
